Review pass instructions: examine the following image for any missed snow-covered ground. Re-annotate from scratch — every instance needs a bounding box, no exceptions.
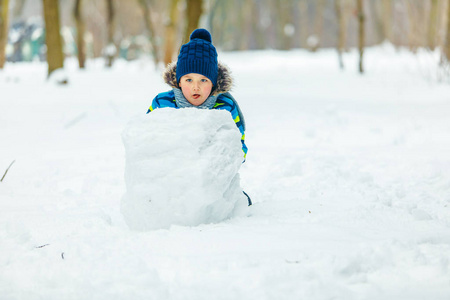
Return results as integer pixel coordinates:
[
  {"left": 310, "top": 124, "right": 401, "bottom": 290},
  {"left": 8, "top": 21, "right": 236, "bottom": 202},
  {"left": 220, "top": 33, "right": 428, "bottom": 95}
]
[{"left": 1, "top": 45, "right": 450, "bottom": 299}]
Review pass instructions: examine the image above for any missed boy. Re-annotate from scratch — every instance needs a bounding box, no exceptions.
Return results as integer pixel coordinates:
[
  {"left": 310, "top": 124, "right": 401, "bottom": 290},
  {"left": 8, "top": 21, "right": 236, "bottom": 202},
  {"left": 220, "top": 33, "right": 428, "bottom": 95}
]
[{"left": 147, "top": 28, "right": 248, "bottom": 159}]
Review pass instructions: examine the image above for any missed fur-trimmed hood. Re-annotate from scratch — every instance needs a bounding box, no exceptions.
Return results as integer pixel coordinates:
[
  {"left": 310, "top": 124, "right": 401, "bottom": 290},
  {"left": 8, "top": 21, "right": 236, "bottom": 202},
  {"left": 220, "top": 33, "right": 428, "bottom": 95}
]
[{"left": 163, "top": 62, "right": 233, "bottom": 96}]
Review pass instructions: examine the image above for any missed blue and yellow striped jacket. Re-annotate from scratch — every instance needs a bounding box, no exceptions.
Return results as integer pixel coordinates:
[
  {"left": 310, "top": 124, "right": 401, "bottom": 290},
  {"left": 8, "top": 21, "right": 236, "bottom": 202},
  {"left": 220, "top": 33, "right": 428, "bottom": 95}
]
[{"left": 147, "top": 90, "right": 248, "bottom": 157}]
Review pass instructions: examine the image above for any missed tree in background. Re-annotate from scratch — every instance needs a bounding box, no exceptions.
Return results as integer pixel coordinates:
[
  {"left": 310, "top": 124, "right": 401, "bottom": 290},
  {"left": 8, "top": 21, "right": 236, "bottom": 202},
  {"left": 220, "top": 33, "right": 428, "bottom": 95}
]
[
  {"left": 357, "top": 0, "right": 365, "bottom": 73},
  {"left": 382, "top": 0, "right": 392, "bottom": 43},
  {"left": 428, "top": 0, "right": 438, "bottom": 50},
  {"left": 444, "top": 0, "right": 450, "bottom": 63},
  {"left": 74, "top": 0, "right": 86, "bottom": 69},
  {"left": 0, "top": 0, "right": 9, "bottom": 69},
  {"left": 2, "top": 0, "right": 450, "bottom": 77},
  {"left": 335, "top": 0, "right": 345, "bottom": 69},
  {"left": 184, "top": 0, "right": 202, "bottom": 43},
  {"left": 164, "top": 0, "right": 179, "bottom": 66},
  {"left": 105, "top": 0, "right": 116, "bottom": 67},
  {"left": 42, "top": 0, "right": 64, "bottom": 76}
]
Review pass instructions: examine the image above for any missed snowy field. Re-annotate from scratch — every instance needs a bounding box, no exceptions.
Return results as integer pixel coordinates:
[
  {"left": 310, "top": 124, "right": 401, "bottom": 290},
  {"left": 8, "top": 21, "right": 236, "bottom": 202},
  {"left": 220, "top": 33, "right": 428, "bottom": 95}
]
[{"left": 1, "top": 45, "right": 450, "bottom": 299}]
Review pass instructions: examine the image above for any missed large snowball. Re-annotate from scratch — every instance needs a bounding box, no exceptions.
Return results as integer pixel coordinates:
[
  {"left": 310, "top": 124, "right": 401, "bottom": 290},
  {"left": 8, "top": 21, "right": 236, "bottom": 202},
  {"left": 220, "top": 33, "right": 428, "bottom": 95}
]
[{"left": 121, "top": 108, "right": 247, "bottom": 230}]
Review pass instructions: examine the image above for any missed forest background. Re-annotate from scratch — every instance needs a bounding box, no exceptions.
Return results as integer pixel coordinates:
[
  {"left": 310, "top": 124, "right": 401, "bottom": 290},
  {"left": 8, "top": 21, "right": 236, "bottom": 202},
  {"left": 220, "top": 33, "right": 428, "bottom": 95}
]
[{"left": 1, "top": 0, "right": 450, "bottom": 77}]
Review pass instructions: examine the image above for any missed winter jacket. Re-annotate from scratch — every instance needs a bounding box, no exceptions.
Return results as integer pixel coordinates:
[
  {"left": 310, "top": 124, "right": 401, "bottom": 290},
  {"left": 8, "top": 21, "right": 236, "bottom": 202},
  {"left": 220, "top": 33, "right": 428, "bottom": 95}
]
[{"left": 147, "top": 62, "right": 248, "bottom": 158}]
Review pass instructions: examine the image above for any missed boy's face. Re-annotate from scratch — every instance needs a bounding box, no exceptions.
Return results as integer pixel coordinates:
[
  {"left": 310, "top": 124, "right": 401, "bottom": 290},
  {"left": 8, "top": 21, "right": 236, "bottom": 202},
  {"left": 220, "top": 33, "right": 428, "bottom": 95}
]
[{"left": 179, "top": 73, "right": 213, "bottom": 106}]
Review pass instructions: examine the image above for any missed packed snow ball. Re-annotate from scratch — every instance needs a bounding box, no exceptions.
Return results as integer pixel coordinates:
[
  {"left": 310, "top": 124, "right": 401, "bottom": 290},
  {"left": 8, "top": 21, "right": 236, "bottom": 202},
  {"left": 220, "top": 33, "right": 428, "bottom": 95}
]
[{"left": 121, "top": 108, "right": 248, "bottom": 230}]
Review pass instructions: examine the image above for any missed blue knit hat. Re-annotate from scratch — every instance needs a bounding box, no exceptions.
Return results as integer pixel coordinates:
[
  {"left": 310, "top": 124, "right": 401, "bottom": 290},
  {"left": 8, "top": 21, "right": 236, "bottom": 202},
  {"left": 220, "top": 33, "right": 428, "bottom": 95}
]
[{"left": 176, "top": 29, "right": 218, "bottom": 86}]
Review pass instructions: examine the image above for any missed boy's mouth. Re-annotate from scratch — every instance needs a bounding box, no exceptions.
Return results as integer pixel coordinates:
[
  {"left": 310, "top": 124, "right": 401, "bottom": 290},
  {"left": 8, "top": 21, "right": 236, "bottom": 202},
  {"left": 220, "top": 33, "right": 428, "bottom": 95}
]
[{"left": 192, "top": 94, "right": 201, "bottom": 99}]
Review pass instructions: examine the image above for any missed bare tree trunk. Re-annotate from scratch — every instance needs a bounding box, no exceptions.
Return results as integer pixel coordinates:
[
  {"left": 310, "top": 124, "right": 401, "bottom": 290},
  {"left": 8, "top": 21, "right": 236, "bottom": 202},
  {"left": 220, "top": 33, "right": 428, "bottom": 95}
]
[
  {"left": 105, "top": 0, "right": 116, "bottom": 67},
  {"left": 335, "top": 0, "right": 351, "bottom": 66},
  {"left": 342, "top": 0, "right": 350, "bottom": 49},
  {"left": 335, "top": 0, "right": 345, "bottom": 69},
  {"left": 405, "top": 1, "right": 415, "bottom": 51},
  {"left": 164, "top": 0, "right": 179, "bottom": 66},
  {"left": 74, "top": 0, "right": 86, "bottom": 69},
  {"left": 382, "top": 0, "right": 392, "bottom": 43},
  {"left": 435, "top": 0, "right": 448, "bottom": 50},
  {"left": 42, "top": 0, "right": 64, "bottom": 76},
  {"left": 138, "top": 0, "right": 160, "bottom": 67},
  {"left": 0, "top": 0, "right": 9, "bottom": 69},
  {"left": 444, "top": 0, "right": 450, "bottom": 62},
  {"left": 357, "top": 0, "right": 365, "bottom": 73},
  {"left": 184, "top": 0, "right": 203, "bottom": 43},
  {"left": 428, "top": 0, "right": 439, "bottom": 50}
]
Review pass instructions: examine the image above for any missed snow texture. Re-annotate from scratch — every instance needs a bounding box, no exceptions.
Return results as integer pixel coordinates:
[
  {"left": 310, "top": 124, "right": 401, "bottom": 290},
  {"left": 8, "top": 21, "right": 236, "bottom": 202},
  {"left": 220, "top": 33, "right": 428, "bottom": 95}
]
[
  {"left": 121, "top": 108, "right": 247, "bottom": 230},
  {"left": 1, "top": 45, "right": 450, "bottom": 299}
]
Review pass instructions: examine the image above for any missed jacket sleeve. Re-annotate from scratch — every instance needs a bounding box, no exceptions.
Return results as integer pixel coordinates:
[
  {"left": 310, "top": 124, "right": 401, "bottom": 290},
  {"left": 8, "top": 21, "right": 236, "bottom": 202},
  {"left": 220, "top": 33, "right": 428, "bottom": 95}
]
[
  {"left": 147, "top": 91, "right": 176, "bottom": 113},
  {"left": 232, "top": 109, "right": 248, "bottom": 159},
  {"left": 147, "top": 96, "right": 160, "bottom": 113},
  {"left": 214, "top": 94, "right": 248, "bottom": 160}
]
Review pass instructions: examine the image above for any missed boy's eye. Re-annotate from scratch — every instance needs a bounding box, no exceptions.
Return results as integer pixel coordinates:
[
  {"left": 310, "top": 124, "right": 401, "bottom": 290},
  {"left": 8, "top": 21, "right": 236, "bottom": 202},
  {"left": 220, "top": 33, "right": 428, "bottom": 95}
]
[
  {"left": 186, "top": 79, "right": 192, "bottom": 82},
  {"left": 201, "top": 79, "right": 208, "bottom": 83}
]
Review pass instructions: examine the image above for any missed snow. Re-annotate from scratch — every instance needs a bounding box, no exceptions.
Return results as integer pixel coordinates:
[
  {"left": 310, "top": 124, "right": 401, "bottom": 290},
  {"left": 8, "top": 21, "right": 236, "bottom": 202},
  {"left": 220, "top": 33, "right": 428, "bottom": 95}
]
[
  {"left": 121, "top": 108, "right": 247, "bottom": 230},
  {"left": 1, "top": 46, "right": 450, "bottom": 299}
]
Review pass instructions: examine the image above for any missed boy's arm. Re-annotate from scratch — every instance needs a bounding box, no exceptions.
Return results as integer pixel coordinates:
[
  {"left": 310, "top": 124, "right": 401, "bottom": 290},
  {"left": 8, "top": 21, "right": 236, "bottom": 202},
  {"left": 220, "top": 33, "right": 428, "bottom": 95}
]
[
  {"left": 147, "top": 96, "right": 160, "bottom": 113},
  {"left": 147, "top": 91, "right": 177, "bottom": 113}
]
